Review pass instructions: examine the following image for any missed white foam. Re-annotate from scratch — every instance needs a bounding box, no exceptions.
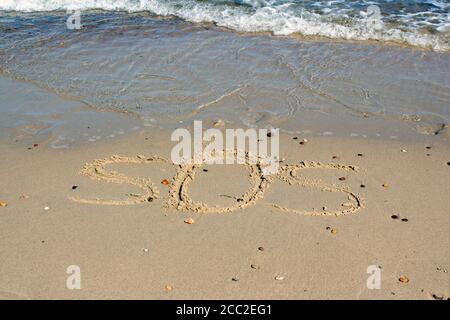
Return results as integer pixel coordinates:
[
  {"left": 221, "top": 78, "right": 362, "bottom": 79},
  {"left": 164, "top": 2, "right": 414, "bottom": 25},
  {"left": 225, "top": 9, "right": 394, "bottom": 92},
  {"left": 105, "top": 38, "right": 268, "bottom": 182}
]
[{"left": 0, "top": 0, "right": 448, "bottom": 51}]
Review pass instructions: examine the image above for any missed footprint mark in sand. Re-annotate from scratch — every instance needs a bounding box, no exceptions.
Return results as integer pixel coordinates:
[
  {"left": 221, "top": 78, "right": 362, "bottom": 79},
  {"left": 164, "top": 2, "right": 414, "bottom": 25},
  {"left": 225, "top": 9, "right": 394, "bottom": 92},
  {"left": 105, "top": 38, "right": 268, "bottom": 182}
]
[{"left": 69, "top": 155, "right": 167, "bottom": 205}]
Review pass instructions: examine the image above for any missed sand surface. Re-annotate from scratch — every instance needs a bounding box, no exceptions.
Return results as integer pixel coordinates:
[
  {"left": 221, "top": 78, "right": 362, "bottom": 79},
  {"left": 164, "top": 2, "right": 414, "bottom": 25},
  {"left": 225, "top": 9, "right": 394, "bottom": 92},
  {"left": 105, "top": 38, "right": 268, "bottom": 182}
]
[{"left": 0, "top": 121, "right": 449, "bottom": 299}]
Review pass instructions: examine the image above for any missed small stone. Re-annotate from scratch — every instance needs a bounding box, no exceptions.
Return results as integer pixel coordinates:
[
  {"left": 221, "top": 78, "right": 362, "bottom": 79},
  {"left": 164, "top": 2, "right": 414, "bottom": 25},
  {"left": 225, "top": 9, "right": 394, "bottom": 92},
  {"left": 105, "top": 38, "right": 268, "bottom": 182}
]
[
  {"left": 20, "top": 194, "right": 30, "bottom": 199},
  {"left": 338, "top": 177, "right": 346, "bottom": 181},
  {"left": 202, "top": 169, "right": 208, "bottom": 172},
  {"left": 382, "top": 183, "right": 389, "bottom": 188},
  {"left": 0, "top": 201, "right": 7, "bottom": 208},
  {"left": 332, "top": 156, "right": 339, "bottom": 159},
  {"left": 447, "top": 162, "right": 450, "bottom": 166},
  {"left": 274, "top": 275, "right": 285, "bottom": 281},
  {"left": 426, "top": 146, "right": 432, "bottom": 150},
  {"left": 322, "top": 206, "right": 327, "bottom": 211},
  {"left": 299, "top": 138, "right": 308, "bottom": 145},
  {"left": 267, "top": 131, "right": 273, "bottom": 138},
  {"left": 293, "top": 137, "right": 298, "bottom": 140},
  {"left": 401, "top": 149, "right": 407, "bottom": 153},
  {"left": 161, "top": 179, "right": 170, "bottom": 186},
  {"left": 44, "top": 206, "right": 50, "bottom": 211},
  {"left": 250, "top": 264, "right": 260, "bottom": 270},
  {"left": 142, "top": 248, "right": 149, "bottom": 253},
  {"left": 398, "top": 275, "right": 409, "bottom": 283},
  {"left": 391, "top": 215, "right": 399, "bottom": 219},
  {"left": 401, "top": 218, "right": 408, "bottom": 222},
  {"left": 330, "top": 228, "right": 337, "bottom": 235},
  {"left": 165, "top": 284, "right": 173, "bottom": 291},
  {"left": 147, "top": 197, "right": 154, "bottom": 202},
  {"left": 357, "top": 153, "right": 364, "bottom": 157},
  {"left": 360, "top": 184, "right": 366, "bottom": 188},
  {"left": 258, "top": 246, "right": 264, "bottom": 251},
  {"left": 184, "top": 218, "right": 194, "bottom": 224},
  {"left": 213, "top": 119, "right": 224, "bottom": 127},
  {"left": 71, "top": 185, "right": 78, "bottom": 190},
  {"left": 231, "top": 277, "right": 239, "bottom": 282}
]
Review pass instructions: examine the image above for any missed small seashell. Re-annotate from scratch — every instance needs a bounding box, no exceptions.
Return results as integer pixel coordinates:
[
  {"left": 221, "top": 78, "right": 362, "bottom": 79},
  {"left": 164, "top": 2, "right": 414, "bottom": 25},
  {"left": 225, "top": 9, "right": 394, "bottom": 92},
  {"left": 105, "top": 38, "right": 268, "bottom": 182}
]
[
  {"left": 165, "top": 284, "right": 173, "bottom": 291},
  {"left": 401, "top": 149, "right": 407, "bottom": 153},
  {"left": 0, "top": 200, "right": 7, "bottom": 208},
  {"left": 258, "top": 246, "right": 264, "bottom": 251},
  {"left": 161, "top": 179, "right": 170, "bottom": 186},
  {"left": 44, "top": 206, "right": 50, "bottom": 211},
  {"left": 322, "top": 206, "right": 327, "bottom": 211},
  {"left": 382, "top": 183, "right": 389, "bottom": 188},
  {"left": 184, "top": 218, "right": 194, "bottom": 224},
  {"left": 330, "top": 228, "right": 337, "bottom": 235},
  {"left": 274, "top": 275, "right": 285, "bottom": 281},
  {"left": 398, "top": 275, "right": 409, "bottom": 283}
]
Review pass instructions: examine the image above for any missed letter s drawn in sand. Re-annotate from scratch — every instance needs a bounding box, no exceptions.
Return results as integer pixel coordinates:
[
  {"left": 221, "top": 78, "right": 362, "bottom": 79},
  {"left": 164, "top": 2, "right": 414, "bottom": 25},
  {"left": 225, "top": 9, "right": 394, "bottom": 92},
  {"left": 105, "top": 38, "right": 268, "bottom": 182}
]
[{"left": 69, "top": 155, "right": 167, "bottom": 205}]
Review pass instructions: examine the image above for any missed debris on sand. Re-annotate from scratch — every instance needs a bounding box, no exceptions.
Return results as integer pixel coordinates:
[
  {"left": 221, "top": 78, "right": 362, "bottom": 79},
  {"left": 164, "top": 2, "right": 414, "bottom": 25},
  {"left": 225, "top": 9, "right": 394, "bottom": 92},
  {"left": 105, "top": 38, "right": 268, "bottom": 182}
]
[
  {"left": 398, "top": 275, "right": 409, "bottom": 284},
  {"left": 0, "top": 200, "right": 7, "bottom": 208},
  {"left": 213, "top": 119, "right": 224, "bottom": 128},
  {"left": 382, "top": 183, "right": 389, "bottom": 188},
  {"left": 184, "top": 218, "right": 195, "bottom": 224},
  {"left": 161, "top": 179, "right": 170, "bottom": 186},
  {"left": 274, "top": 275, "right": 285, "bottom": 281},
  {"left": 165, "top": 284, "right": 173, "bottom": 291},
  {"left": 251, "top": 264, "right": 260, "bottom": 270}
]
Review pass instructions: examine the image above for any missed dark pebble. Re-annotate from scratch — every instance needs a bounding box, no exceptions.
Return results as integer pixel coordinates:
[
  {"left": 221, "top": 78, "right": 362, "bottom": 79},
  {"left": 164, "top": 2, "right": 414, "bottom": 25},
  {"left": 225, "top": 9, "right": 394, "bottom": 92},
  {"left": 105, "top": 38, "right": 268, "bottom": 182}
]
[
  {"left": 147, "top": 197, "right": 154, "bottom": 202},
  {"left": 293, "top": 137, "right": 298, "bottom": 140},
  {"left": 258, "top": 247, "right": 264, "bottom": 251},
  {"left": 447, "top": 162, "right": 450, "bottom": 166},
  {"left": 339, "top": 177, "right": 346, "bottom": 181},
  {"left": 231, "top": 277, "right": 239, "bottom": 282},
  {"left": 203, "top": 169, "right": 208, "bottom": 172},
  {"left": 360, "top": 184, "right": 366, "bottom": 188},
  {"left": 267, "top": 132, "right": 272, "bottom": 138},
  {"left": 401, "top": 218, "right": 408, "bottom": 222},
  {"left": 71, "top": 185, "right": 78, "bottom": 190},
  {"left": 426, "top": 146, "right": 432, "bottom": 149},
  {"left": 391, "top": 215, "right": 399, "bottom": 219},
  {"left": 357, "top": 153, "right": 364, "bottom": 157}
]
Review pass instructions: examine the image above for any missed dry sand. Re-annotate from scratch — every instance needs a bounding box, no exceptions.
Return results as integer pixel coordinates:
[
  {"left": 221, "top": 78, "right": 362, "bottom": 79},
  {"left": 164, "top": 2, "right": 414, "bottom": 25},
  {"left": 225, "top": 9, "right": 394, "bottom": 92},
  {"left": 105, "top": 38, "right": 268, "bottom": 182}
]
[{"left": 0, "top": 125, "right": 449, "bottom": 300}]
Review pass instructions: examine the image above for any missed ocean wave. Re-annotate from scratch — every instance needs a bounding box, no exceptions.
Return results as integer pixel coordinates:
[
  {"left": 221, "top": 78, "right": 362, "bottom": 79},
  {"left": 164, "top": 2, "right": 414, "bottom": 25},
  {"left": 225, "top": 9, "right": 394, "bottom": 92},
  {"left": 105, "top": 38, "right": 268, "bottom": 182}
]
[{"left": 0, "top": 0, "right": 448, "bottom": 51}]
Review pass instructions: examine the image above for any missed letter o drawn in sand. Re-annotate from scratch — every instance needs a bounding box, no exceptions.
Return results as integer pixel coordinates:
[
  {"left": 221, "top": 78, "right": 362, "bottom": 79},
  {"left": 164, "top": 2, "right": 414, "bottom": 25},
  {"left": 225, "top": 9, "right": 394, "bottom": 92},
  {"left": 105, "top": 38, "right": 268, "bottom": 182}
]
[
  {"left": 167, "top": 150, "right": 269, "bottom": 213},
  {"left": 69, "top": 155, "right": 168, "bottom": 205}
]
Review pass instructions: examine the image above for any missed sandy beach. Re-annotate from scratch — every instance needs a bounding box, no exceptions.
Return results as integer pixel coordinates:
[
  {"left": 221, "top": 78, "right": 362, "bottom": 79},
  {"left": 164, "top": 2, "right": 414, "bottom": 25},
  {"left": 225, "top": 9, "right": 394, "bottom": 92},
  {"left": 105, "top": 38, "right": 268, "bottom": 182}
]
[
  {"left": 1, "top": 90, "right": 449, "bottom": 299},
  {"left": 0, "top": 1, "right": 449, "bottom": 301}
]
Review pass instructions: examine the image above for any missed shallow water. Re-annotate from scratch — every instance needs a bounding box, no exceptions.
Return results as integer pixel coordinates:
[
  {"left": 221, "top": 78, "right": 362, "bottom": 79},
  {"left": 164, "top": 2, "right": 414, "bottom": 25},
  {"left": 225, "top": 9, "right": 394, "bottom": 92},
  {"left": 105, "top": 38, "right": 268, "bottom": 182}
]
[{"left": 0, "top": 11, "right": 449, "bottom": 143}]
